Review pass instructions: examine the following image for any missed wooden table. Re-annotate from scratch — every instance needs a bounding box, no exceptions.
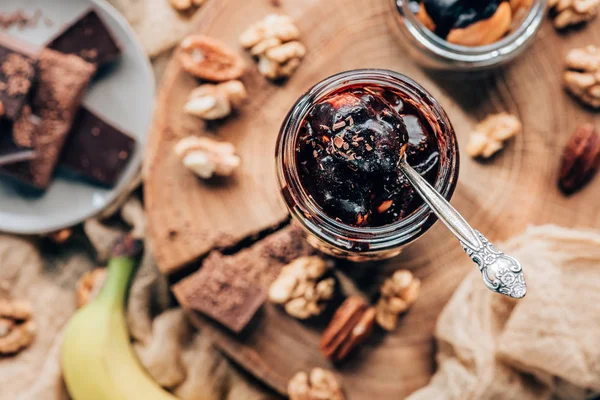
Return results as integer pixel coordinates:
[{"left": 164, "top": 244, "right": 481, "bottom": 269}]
[{"left": 144, "top": 0, "right": 600, "bottom": 397}]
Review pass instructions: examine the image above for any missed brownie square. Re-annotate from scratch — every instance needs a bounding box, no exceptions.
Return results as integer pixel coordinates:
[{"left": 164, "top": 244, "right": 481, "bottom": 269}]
[
  {"left": 60, "top": 107, "right": 136, "bottom": 187},
  {"left": 1, "top": 49, "right": 96, "bottom": 189},
  {"left": 0, "top": 33, "right": 38, "bottom": 120},
  {"left": 47, "top": 9, "right": 121, "bottom": 67}
]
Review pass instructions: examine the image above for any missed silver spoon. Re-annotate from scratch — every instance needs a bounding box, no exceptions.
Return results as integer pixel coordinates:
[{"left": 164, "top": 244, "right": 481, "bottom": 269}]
[{"left": 398, "top": 154, "right": 526, "bottom": 299}]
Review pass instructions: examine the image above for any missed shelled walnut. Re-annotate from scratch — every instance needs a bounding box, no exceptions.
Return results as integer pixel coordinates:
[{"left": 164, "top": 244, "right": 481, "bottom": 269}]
[
  {"left": 564, "top": 45, "right": 600, "bottom": 109},
  {"left": 240, "top": 14, "right": 306, "bottom": 80},
  {"left": 184, "top": 80, "right": 247, "bottom": 120},
  {"left": 549, "top": 0, "right": 599, "bottom": 29},
  {"left": 174, "top": 136, "right": 241, "bottom": 179},
  {"left": 466, "top": 112, "right": 522, "bottom": 158},
  {"left": 288, "top": 368, "right": 345, "bottom": 400},
  {"left": 268, "top": 256, "right": 335, "bottom": 319},
  {"left": 375, "top": 270, "right": 420, "bottom": 331},
  {"left": 0, "top": 298, "right": 36, "bottom": 355},
  {"left": 179, "top": 35, "right": 246, "bottom": 82},
  {"left": 169, "top": 0, "right": 205, "bottom": 12},
  {"left": 320, "top": 296, "right": 376, "bottom": 362},
  {"left": 76, "top": 268, "right": 107, "bottom": 308}
]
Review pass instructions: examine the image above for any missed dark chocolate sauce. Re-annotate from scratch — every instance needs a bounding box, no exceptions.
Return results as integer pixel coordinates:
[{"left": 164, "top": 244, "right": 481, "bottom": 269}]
[{"left": 296, "top": 85, "right": 440, "bottom": 227}]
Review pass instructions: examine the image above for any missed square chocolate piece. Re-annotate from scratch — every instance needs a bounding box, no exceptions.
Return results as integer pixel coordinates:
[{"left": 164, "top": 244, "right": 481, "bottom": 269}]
[
  {"left": 60, "top": 107, "right": 136, "bottom": 187},
  {"left": 181, "top": 255, "right": 267, "bottom": 334},
  {"left": 47, "top": 9, "right": 121, "bottom": 67},
  {"left": 1, "top": 49, "right": 96, "bottom": 189},
  {"left": 0, "top": 33, "right": 38, "bottom": 120}
]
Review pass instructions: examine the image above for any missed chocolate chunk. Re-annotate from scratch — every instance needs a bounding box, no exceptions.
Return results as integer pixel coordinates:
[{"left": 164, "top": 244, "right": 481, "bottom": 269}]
[
  {"left": 47, "top": 9, "right": 121, "bottom": 67},
  {"left": 60, "top": 108, "right": 136, "bottom": 187},
  {"left": 0, "top": 33, "right": 38, "bottom": 120},
  {"left": 1, "top": 49, "right": 96, "bottom": 189},
  {"left": 175, "top": 226, "right": 316, "bottom": 333}
]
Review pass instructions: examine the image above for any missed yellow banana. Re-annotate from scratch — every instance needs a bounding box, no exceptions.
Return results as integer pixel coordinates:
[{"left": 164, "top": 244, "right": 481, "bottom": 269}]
[{"left": 61, "top": 236, "right": 178, "bottom": 400}]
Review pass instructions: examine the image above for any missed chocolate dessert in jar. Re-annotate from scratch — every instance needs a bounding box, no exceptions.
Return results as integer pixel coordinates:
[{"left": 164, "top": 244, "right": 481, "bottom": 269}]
[
  {"left": 276, "top": 69, "right": 459, "bottom": 261},
  {"left": 394, "top": 0, "right": 547, "bottom": 70}
]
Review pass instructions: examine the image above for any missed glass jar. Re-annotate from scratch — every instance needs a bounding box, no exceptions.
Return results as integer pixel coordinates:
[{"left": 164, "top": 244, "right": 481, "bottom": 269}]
[
  {"left": 276, "top": 69, "right": 459, "bottom": 261},
  {"left": 393, "top": 0, "right": 547, "bottom": 70}
]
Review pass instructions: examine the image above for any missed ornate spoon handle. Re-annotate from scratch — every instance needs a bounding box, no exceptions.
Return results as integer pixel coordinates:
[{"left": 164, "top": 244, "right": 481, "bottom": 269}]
[{"left": 398, "top": 157, "right": 526, "bottom": 299}]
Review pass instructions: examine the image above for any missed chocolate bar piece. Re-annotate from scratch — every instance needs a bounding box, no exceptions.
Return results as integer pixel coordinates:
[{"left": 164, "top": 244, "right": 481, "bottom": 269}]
[
  {"left": 0, "top": 117, "right": 37, "bottom": 166},
  {"left": 1, "top": 49, "right": 96, "bottom": 189},
  {"left": 47, "top": 9, "right": 121, "bottom": 67},
  {"left": 60, "top": 107, "right": 136, "bottom": 187},
  {"left": 0, "top": 33, "right": 37, "bottom": 120},
  {"left": 174, "top": 226, "right": 315, "bottom": 333}
]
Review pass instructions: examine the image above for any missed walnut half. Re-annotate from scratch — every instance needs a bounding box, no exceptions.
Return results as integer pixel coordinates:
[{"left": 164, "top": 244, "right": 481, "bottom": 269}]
[
  {"left": 466, "top": 112, "right": 522, "bottom": 159},
  {"left": 549, "top": 0, "right": 600, "bottom": 29},
  {"left": 184, "top": 80, "right": 248, "bottom": 120},
  {"left": 174, "top": 136, "right": 241, "bottom": 179},
  {"left": 564, "top": 45, "right": 600, "bottom": 109},
  {"left": 375, "top": 270, "right": 420, "bottom": 331},
  {"left": 268, "top": 256, "right": 335, "bottom": 319},
  {"left": 0, "top": 298, "right": 36, "bottom": 355},
  {"left": 288, "top": 368, "right": 345, "bottom": 400}
]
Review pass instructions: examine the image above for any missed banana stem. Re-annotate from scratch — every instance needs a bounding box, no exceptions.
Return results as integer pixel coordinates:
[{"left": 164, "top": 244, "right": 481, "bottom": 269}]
[{"left": 96, "top": 235, "right": 144, "bottom": 306}]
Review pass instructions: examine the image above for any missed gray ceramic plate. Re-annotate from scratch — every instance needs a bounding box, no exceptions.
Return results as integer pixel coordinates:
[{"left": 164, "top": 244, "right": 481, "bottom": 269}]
[{"left": 0, "top": 0, "right": 154, "bottom": 234}]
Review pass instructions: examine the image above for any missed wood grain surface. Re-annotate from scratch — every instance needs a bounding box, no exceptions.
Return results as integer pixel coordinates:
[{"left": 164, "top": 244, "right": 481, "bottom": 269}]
[{"left": 144, "top": 0, "right": 600, "bottom": 397}]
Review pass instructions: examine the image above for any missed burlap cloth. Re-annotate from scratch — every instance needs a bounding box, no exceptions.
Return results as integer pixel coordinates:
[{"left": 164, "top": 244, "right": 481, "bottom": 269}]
[{"left": 1, "top": 3, "right": 600, "bottom": 400}]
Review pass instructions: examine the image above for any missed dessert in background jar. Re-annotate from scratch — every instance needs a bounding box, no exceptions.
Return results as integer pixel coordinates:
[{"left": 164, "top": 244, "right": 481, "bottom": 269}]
[
  {"left": 276, "top": 69, "right": 459, "bottom": 261},
  {"left": 394, "top": 0, "right": 546, "bottom": 69},
  {"left": 410, "top": 0, "right": 532, "bottom": 47}
]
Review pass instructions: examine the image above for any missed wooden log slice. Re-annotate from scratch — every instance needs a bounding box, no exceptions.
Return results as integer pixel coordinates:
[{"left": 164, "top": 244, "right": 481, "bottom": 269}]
[{"left": 145, "top": 0, "right": 600, "bottom": 397}]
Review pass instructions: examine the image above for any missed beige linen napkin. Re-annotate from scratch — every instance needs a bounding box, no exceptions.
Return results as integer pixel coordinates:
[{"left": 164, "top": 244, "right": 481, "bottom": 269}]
[{"left": 408, "top": 225, "right": 600, "bottom": 400}]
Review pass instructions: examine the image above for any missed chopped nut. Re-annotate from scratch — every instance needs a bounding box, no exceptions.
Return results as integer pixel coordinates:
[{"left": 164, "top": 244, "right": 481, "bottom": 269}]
[
  {"left": 169, "top": 0, "right": 193, "bottom": 11},
  {"left": 0, "top": 298, "right": 32, "bottom": 320},
  {"left": 320, "top": 296, "right": 376, "bottom": 362},
  {"left": 174, "top": 136, "right": 241, "bottom": 179},
  {"left": 288, "top": 368, "right": 345, "bottom": 400},
  {"left": 179, "top": 35, "right": 246, "bottom": 82},
  {"left": 240, "top": 14, "right": 305, "bottom": 80},
  {"left": 0, "top": 299, "right": 35, "bottom": 355},
  {"left": 268, "top": 256, "right": 334, "bottom": 319},
  {"left": 549, "top": 0, "right": 599, "bottom": 29},
  {"left": 466, "top": 113, "right": 521, "bottom": 158},
  {"left": 375, "top": 270, "right": 420, "bottom": 331},
  {"left": 558, "top": 123, "right": 600, "bottom": 194},
  {"left": 447, "top": 2, "right": 512, "bottom": 47},
  {"left": 239, "top": 14, "right": 300, "bottom": 48},
  {"left": 184, "top": 80, "right": 247, "bottom": 120},
  {"left": 76, "top": 268, "right": 107, "bottom": 308},
  {"left": 47, "top": 228, "right": 73, "bottom": 244},
  {"left": 416, "top": 5, "right": 436, "bottom": 31},
  {"left": 564, "top": 45, "right": 600, "bottom": 108}
]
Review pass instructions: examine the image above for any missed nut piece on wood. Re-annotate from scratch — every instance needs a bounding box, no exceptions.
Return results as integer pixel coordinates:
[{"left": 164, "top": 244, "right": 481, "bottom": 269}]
[
  {"left": 179, "top": 35, "right": 246, "bottom": 82},
  {"left": 564, "top": 45, "right": 600, "bottom": 109},
  {"left": 76, "top": 268, "right": 108, "bottom": 308},
  {"left": 0, "top": 299, "right": 36, "bottom": 355},
  {"left": 558, "top": 123, "right": 600, "bottom": 194},
  {"left": 549, "top": 0, "right": 599, "bottom": 29},
  {"left": 184, "top": 80, "right": 248, "bottom": 120},
  {"left": 269, "top": 256, "right": 334, "bottom": 319},
  {"left": 240, "top": 14, "right": 305, "bottom": 80},
  {"left": 375, "top": 270, "right": 420, "bottom": 331},
  {"left": 447, "top": 2, "right": 512, "bottom": 47},
  {"left": 288, "top": 368, "right": 345, "bottom": 400},
  {"left": 320, "top": 296, "right": 376, "bottom": 362},
  {"left": 174, "top": 136, "right": 241, "bottom": 179},
  {"left": 466, "top": 112, "right": 521, "bottom": 158}
]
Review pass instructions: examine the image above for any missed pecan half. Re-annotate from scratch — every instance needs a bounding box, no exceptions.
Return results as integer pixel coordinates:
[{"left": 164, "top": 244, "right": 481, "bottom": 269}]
[
  {"left": 179, "top": 35, "right": 246, "bottom": 82},
  {"left": 320, "top": 296, "right": 376, "bottom": 362},
  {"left": 558, "top": 123, "right": 600, "bottom": 195}
]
